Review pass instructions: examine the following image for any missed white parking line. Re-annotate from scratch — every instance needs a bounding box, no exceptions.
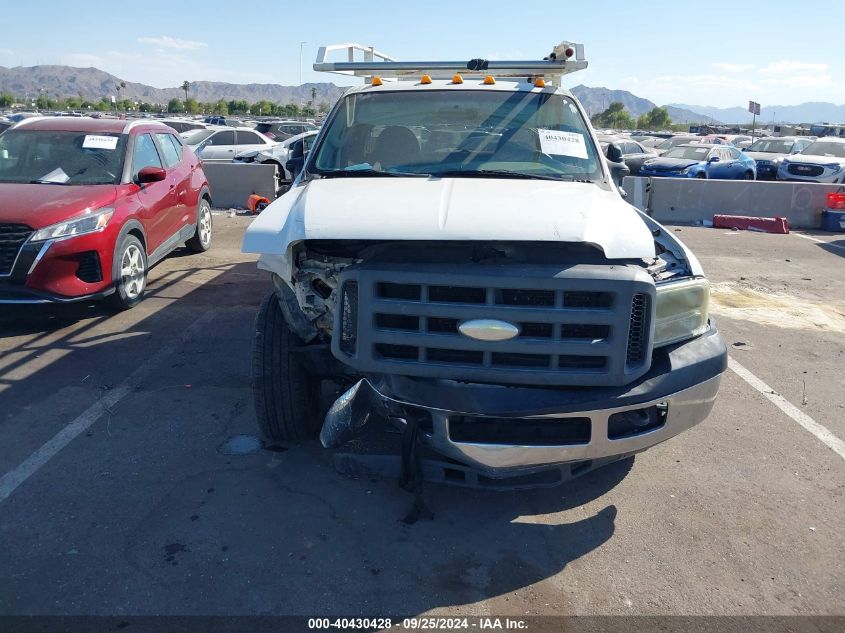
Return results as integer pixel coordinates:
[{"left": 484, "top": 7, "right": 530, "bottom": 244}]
[
  {"left": 728, "top": 356, "right": 845, "bottom": 462},
  {"left": 793, "top": 232, "right": 845, "bottom": 252},
  {"left": 0, "top": 310, "right": 220, "bottom": 505}
]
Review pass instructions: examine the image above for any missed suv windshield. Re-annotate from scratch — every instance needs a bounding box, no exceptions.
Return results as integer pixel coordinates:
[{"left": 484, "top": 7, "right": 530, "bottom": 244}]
[
  {"left": 0, "top": 130, "right": 127, "bottom": 185},
  {"left": 802, "top": 142, "right": 845, "bottom": 158},
  {"left": 747, "top": 139, "right": 794, "bottom": 153},
  {"left": 311, "top": 90, "right": 603, "bottom": 181}
]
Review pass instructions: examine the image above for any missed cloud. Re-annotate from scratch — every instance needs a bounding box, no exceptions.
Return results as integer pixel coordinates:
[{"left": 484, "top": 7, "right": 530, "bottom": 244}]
[
  {"left": 712, "top": 63, "right": 755, "bottom": 73},
  {"left": 136, "top": 36, "right": 207, "bottom": 51},
  {"left": 759, "top": 60, "right": 828, "bottom": 75}
]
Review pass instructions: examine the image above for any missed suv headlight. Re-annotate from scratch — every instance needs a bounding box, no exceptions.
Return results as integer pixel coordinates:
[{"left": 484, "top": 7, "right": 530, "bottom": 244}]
[
  {"left": 653, "top": 278, "right": 710, "bottom": 347},
  {"left": 30, "top": 207, "right": 114, "bottom": 242},
  {"left": 825, "top": 163, "right": 843, "bottom": 173}
]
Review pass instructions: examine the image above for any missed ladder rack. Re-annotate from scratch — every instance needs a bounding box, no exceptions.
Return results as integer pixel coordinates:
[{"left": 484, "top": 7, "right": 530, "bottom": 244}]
[{"left": 314, "top": 42, "right": 587, "bottom": 85}]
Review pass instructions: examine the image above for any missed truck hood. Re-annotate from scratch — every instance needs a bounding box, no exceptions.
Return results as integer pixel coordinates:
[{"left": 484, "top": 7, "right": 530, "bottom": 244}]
[
  {"left": 0, "top": 183, "right": 118, "bottom": 228},
  {"left": 243, "top": 177, "right": 656, "bottom": 260}
]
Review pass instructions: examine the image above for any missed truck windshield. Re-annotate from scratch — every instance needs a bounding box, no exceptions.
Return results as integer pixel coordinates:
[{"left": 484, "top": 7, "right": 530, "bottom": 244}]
[
  {"left": 0, "top": 130, "right": 127, "bottom": 185},
  {"left": 311, "top": 90, "right": 603, "bottom": 181}
]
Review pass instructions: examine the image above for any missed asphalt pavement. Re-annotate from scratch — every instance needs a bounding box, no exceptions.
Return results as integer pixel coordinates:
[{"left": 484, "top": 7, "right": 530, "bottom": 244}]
[{"left": 0, "top": 217, "right": 843, "bottom": 620}]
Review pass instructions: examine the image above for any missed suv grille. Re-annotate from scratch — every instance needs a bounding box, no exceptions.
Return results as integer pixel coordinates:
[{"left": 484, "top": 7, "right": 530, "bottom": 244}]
[
  {"left": 0, "top": 223, "right": 34, "bottom": 276},
  {"left": 787, "top": 163, "right": 824, "bottom": 177},
  {"left": 333, "top": 265, "right": 655, "bottom": 387}
]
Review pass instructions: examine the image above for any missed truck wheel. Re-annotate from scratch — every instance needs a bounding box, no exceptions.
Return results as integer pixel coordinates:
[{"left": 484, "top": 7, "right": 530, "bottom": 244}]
[
  {"left": 253, "top": 292, "right": 321, "bottom": 442},
  {"left": 186, "top": 198, "right": 213, "bottom": 253},
  {"left": 743, "top": 171, "right": 754, "bottom": 180},
  {"left": 108, "top": 234, "right": 147, "bottom": 310}
]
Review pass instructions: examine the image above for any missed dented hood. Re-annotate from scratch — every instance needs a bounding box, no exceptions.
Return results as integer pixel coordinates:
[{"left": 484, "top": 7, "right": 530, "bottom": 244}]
[{"left": 242, "top": 177, "right": 656, "bottom": 260}]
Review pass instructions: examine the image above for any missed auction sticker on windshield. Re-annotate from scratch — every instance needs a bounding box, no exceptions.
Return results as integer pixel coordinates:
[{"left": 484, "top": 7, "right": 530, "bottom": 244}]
[
  {"left": 82, "top": 135, "right": 119, "bottom": 150},
  {"left": 538, "top": 129, "right": 588, "bottom": 159}
]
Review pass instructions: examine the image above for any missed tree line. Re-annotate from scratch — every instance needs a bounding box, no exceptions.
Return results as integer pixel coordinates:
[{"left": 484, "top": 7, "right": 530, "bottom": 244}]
[
  {"left": 0, "top": 91, "right": 331, "bottom": 117},
  {"left": 591, "top": 101, "right": 681, "bottom": 131}
]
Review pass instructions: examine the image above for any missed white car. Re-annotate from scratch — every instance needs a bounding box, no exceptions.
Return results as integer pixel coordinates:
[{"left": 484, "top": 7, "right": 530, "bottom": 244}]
[
  {"left": 183, "top": 127, "right": 276, "bottom": 161},
  {"left": 233, "top": 130, "right": 320, "bottom": 180},
  {"left": 240, "top": 42, "right": 726, "bottom": 483},
  {"left": 777, "top": 137, "right": 845, "bottom": 183}
]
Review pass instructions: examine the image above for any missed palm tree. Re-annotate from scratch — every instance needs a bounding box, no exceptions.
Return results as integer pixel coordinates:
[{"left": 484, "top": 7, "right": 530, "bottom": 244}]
[
  {"left": 182, "top": 81, "right": 190, "bottom": 103},
  {"left": 115, "top": 81, "right": 126, "bottom": 110}
]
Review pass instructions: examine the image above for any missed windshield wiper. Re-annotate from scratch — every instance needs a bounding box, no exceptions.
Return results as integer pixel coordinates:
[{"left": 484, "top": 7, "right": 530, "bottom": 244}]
[
  {"left": 316, "top": 168, "right": 430, "bottom": 178},
  {"left": 433, "top": 169, "right": 582, "bottom": 182},
  {"left": 29, "top": 179, "right": 70, "bottom": 185}
]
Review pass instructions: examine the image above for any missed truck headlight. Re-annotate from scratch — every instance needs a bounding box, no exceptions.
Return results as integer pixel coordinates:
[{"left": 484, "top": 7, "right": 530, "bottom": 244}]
[
  {"left": 653, "top": 278, "right": 710, "bottom": 347},
  {"left": 30, "top": 207, "right": 114, "bottom": 242}
]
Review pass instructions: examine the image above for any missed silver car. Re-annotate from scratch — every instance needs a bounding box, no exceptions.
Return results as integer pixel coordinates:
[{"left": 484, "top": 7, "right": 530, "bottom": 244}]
[
  {"left": 777, "top": 137, "right": 845, "bottom": 183},
  {"left": 183, "top": 127, "right": 276, "bottom": 162},
  {"left": 232, "top": 130, "right": 319, "bottom": 180},
  {"left": 745, "top": 136, "right": 813, "bottom": 180}
]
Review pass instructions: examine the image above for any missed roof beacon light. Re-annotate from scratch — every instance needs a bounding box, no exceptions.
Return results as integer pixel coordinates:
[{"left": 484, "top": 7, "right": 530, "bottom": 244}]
[
  {"left": 483, "top": 75, "right": 496, "bottom": 85},
  {"left": 452, "top": 74, "right": 463, "bottom": 84},
  {"left": 421, "top": 74, "right": 432, "bottom": 84},
  {"left": 534, "top": 78, "right": 546, "bottom": 88},
  {"left": 371, "top": 76, "right": 383, "bottom": 86}
]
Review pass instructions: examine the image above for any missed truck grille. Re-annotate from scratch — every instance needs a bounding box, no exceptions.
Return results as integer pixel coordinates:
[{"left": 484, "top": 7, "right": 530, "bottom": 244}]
[
  {"left": 0, "top": 223, "right": 33, "bottom": 276},
  {"left": 787, "top": 163, "right": 824, "bottom": 177},
  {"left": 333, "top": 265, "right": 655, "bottom": 387}
]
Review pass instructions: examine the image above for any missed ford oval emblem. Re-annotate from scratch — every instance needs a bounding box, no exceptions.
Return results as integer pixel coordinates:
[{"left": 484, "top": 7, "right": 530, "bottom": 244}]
[{"left": 458, "top": 319, "right": 520, "bottom": 342}]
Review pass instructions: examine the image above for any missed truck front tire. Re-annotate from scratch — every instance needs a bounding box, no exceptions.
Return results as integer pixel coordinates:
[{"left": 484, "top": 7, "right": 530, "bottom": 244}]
[{"left": 253, "top": 292, "right": 321, "bottom": 442}]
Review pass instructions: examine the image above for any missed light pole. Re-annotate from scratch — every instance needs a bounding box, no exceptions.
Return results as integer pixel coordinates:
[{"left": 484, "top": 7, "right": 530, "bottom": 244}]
[{"left": 299, "top": 41, "right": 307, "bottom": 113}]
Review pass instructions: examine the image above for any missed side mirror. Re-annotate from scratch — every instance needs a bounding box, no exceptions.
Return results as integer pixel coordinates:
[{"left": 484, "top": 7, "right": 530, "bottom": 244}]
[
  {"left": 288, "top": 139, "right": 305, "bottom": 159},
  {"left": 606, "top": 144, "right": 623, "bottom": 163},
  {"left": 708, "top": 156, "right": 721, "bottom": 163},
  {"left": 137, "top": 166, "right": 166, "bottom": 183},
  {"left": 608, "top": 160, "right": 630, "bottom": 188}
]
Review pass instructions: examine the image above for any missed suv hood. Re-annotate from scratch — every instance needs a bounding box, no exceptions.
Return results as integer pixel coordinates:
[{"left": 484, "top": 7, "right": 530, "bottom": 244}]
[
  {"left": 785, "top": 153, "right": 845, "bottom": 166},
  {"left": 243, "top": 177, "right": 656, "bottom": 261},
  {"left": 0, "top": 183, "right": 118, "bottom": 228},
  {"left": 745, "top": 151, "right": 788, "bottom": 162}
]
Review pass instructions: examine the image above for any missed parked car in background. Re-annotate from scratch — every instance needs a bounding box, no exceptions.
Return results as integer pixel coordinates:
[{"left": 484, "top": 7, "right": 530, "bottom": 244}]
[
  {"left": 653, "top": 135, "right": 704, "bottom": 156},
  {"left": 0, "top": 117, "right": 212, "bottom": 309},
  {"left": 777, "top": 137, "right": 845, "bottom": 183},
  {"left": 160, "top": 118, "right": 210, "bottom": 134},
  {"left": 233, "top": 130, "right": 319, "bottom": 181},
  {"left": 603, "top": 138, "right": 658, "bottom": 175},
  {"left": 744, "top": 136, "right": 813, "bottom": 180},
  {"left": 183, "top": 127, "right": 276, "bottom": 162},
  {"left": 253, "top": 120, "right": 319, "bottom": 141},
  {"left": 640, "top": 144, "right": 756, "bottom": 179},
  {"left": 0, "top": 118, "right": 11, "bottom": 134}
]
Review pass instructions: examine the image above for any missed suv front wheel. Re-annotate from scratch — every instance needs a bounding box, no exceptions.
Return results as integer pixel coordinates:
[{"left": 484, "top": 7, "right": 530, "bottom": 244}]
[
  {"left": 108, "top": 234, "right": 147, "bottom": 310},
  {"left": 253, "top": 292, "right": 321, "bottom": 442}
]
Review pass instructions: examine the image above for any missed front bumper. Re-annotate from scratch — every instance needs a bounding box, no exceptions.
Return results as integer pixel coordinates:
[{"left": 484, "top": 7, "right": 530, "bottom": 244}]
[{"left": 328, "top": 326, "right": 726, "bottom": 476}]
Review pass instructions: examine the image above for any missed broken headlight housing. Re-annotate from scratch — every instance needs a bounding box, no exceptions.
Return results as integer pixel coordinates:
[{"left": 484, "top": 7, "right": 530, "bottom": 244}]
[{"left": 653, "top": 278, "right": 710, "bottom": 347}]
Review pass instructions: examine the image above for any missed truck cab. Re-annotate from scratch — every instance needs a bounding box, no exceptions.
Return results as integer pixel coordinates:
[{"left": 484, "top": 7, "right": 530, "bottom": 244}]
[{"left": 242, "top": 42, "right": 726, "bottom": 484}]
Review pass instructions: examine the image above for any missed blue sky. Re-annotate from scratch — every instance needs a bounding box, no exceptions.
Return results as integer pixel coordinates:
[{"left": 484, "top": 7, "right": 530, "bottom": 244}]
[{"left": 1, "top": 0, "right": 842, "bottom": 108}]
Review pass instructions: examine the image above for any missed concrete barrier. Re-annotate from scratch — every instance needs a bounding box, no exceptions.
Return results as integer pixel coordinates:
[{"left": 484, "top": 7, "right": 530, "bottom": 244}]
[
  {"left": 623, "top": 177, "right": 845, "bottom": 229},
  {"left": 202, "top": 163, "right": 278, "bottom": 209}
]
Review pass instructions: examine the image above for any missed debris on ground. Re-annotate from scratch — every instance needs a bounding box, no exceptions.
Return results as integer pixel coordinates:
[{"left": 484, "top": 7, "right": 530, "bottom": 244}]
[{"left": 712, "top": 215, "right": 790, "bottom": 234}]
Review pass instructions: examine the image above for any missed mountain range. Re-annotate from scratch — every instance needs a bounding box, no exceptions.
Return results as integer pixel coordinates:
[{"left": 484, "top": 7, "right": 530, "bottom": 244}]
[{"left": 2, "top": 64, "right": 843, "bottom": 125}]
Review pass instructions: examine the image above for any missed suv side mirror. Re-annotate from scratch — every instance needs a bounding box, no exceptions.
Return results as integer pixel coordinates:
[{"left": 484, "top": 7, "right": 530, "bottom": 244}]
[
  {"left": 608, "top": 160, "right": 630, "bottom": 188},
  {"left": 708, "top": 156, "right": 721, "bottom": 163},
  {"left": 137, "top": 166, "right": 166, "bottom": 183}
]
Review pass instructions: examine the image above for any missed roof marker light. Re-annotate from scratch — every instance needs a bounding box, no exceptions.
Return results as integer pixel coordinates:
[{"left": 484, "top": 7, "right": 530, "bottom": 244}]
[
  {"left": 371, "top": 76, "right": 383, "bottom": 86},
  {"left": 452, "top": 74, "right": 463, "bottom": 84},
  {"left": 534, "top": 78, "right": 546, "bottom": 88},
  {"left": 483, "top": 75, "right": 496, "bottom": 85},
  {"left": 421, "top": 74, "right": 432, "bottom": 84}
]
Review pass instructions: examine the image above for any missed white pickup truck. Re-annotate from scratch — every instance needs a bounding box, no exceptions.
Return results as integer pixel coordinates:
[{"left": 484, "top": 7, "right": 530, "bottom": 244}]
[{"left": 242, "top": 42, "right": 726, "bottom": 485}]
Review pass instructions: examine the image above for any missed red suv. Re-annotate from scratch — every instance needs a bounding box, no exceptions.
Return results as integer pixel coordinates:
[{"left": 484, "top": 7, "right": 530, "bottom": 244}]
[{"left": 0, "top": 117, "right": 212, "bottom": 309}]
